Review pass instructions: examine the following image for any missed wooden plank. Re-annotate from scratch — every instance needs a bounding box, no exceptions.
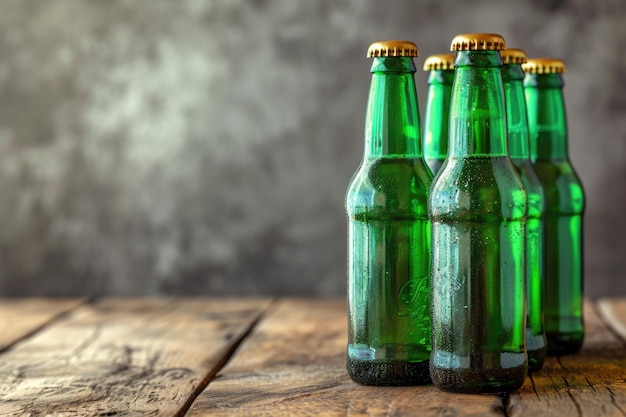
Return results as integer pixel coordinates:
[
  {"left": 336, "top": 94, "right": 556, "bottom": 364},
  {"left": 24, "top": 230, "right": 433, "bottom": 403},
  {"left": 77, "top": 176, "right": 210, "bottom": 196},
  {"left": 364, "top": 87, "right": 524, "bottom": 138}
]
[
  {"left": 596, "top": 298, "right": 626, "bottom": 417},
  {"left": 509, "top": 301, "right": 626, "bottom": 417},
  {"left": 188, "top": 299, "right": 507, "bottom": 417},
  {"left": 0, "top": 298, "right": 84, "bottom": 352},
  {"left": 597, "top": 298, "right": 626, "bottom": 343},
  {"left": 0, "top": 298, "right": 272, "bottom": 416}
]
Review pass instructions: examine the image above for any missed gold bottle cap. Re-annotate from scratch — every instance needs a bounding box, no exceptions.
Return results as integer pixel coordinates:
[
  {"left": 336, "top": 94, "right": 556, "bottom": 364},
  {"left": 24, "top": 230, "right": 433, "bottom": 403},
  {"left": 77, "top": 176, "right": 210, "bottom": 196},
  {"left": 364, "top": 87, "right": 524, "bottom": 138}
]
[
  {"left": 522, "top": 58, "right": 567, "bottom": 74},
  {"left": 450, "top": 33, "right": 506, "bottom": 51},
  {"left": 423, "top": 54, "right": 456, "bottom": 71},
  {"left": 367, "top": 40, "right": 419, "bottom": 58},
  {"left": 500, "top": 48, "right": 527, "bottom": 65}
]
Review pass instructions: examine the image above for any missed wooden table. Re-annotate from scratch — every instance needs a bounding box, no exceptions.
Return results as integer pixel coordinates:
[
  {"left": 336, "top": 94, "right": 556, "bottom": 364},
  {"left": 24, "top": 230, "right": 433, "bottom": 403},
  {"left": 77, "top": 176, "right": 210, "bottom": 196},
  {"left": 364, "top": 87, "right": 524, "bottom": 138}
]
[{"left": 0, "top": 298, "right": 624, "bottom": 416}]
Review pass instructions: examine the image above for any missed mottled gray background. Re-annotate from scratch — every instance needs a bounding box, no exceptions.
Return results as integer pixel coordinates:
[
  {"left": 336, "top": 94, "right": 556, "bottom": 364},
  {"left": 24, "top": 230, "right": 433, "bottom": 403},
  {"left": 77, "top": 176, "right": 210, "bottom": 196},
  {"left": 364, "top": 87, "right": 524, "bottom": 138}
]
[{"left": 0, "top": 0, "right": 623, "bottom": 298}]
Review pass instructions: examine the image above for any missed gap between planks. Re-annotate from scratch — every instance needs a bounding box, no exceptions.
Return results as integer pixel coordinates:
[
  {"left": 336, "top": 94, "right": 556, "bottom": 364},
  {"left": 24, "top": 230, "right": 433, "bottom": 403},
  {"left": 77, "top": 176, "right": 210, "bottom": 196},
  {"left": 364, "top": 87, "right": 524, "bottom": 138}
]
[
  {"left": 0, "top": 297, "right": 274, "bottom": 416},
  {"left": 0, "top": 298, "right": 89, "bottom": 354},
  {"left": 507, "top": 300, "right": 626, "bottom": 417},
  {"left": 175, "top": 298, "right": 279, "bottom": 417}
]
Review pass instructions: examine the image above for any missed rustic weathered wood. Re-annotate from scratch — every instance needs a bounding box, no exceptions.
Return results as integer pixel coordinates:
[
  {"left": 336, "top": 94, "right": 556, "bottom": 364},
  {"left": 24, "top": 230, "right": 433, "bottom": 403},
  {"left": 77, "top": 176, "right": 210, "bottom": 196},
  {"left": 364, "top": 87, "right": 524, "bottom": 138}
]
[
  {"left": 188, "top": 299, "right": 508, "bottom": 417},
  {"left": 1, "top": 298, "right": 624, "bottom": 416},
  {"left": 508, "top": 301, "right": 626, "bottom": 417},
  {"left": 597, "top": 298, "right": 626, "bottom": 343},
  {"left": 0, "top": 298, "right": 84, "bottom": 352},
  {"left": 0, "top": 298, "right": 272, "bottom": 416}
]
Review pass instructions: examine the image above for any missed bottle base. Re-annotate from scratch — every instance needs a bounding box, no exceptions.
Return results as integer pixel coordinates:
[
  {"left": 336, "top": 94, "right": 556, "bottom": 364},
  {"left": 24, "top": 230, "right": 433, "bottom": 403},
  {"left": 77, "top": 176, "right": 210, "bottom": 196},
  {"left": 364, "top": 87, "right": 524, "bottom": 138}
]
[
  {"left": 429, "top": 364, "right": 527, "bottom": 394},
  {"left": 527, "top": 347, "right": 547, "bottom": 373},
  {"left": 526, "top": 330, "right": 547, "bottom": 372},
  {"left": 347, "top": 356, "right": 431, "bottom": 386},
  {"left": 547, "top": 332, "right": 584, "bottom": 356}
]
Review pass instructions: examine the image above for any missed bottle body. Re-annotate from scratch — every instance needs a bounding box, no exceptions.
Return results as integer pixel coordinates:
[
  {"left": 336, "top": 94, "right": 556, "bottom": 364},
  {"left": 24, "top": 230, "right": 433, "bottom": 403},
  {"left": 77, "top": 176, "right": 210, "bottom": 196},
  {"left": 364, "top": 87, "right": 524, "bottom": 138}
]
[
  {"left": 524, "top": 72, "right": 585, "bottom": 355},
  {"left": 424, "top": 69, "right": 455, "bottom": 175},
  {"left": 511, "top": 158, "right": 547, "bottom": 369},
  {"left": 347, "top": 53, "right": 433, "bottom": 385},
  {"left": 502, "top": 61, "right": 547, "bottom": 372},
  {"left": 347, "top": 157, "right": 432, "bottom": 385},
  {"left": 429, "top": 48, "right": 528, "bottom": 393},
  {"left": 430, "top": 157, "right": 528, "bottom": 392}
]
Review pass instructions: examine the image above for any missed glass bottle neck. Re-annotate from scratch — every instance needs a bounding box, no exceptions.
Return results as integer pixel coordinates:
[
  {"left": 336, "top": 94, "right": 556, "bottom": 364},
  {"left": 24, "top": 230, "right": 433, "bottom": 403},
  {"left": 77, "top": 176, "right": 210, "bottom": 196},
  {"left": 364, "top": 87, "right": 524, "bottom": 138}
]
[
  {"left": 501, "top": 63, "right": 531, "bottom": 160},
  {"left": 364, "top": 57, "right": 422, "bottom": 158},
  {"left": 424, "top": 70, "right": 455, "bottom": 160},
  {"left": 427, "top": 69, "right": 456, "bottom": 87},
  {"left": 524, "top": 73, "right": 568, "bottom": 160},
  {"left": 448, "top": 50, "right": 508, "bottom": 157}
]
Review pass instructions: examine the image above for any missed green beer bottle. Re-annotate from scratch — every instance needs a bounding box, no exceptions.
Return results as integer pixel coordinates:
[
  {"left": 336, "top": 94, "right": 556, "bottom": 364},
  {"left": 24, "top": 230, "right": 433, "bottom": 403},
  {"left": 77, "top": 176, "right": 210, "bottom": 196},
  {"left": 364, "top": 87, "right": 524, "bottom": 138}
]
[
  {"left": 523, "top": 58, "right": 585, "bottom": 355},
  {"left": 429, "top": 33, "right": 528, "bottom": 393},
  {"left": 423, "top": 54, "right": 456, "bottom": 175},
  {"left": 346, "top": 40, "right": 433, "bottom": 385},
  {"left": 501, "top": 48, "right": 547, "bottom": 372}
]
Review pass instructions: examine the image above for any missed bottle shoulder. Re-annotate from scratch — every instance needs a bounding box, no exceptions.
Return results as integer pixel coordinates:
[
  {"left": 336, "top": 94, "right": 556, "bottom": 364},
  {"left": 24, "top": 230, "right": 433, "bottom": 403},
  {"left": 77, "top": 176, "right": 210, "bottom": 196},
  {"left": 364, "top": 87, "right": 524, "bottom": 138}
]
[
  {"left": 511, "top": 159, "right": 545, "bottom": 218},
  {"left": 532, "top": 159, "right": 582, "bottom": 183},
  {"left": 346, "top": 157, "right": 433, "bottom": 217},
  {"left": 429, "top": 156, "right": 527, "bottom": 221},
  {"left": 532, "top": 159, "right": 585, "bottom": 213}
]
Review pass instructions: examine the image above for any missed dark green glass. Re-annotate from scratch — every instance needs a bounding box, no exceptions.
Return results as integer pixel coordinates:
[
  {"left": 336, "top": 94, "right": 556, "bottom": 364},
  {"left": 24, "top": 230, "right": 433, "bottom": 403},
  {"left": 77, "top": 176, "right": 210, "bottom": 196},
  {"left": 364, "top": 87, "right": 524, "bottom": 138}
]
[
  {"left": 524, "top": 70, "right": 585, "bottom": 355},
  {"left": 424, "top": 67, "right": 455, "bottom": 175},
  {"left": 502, "top": 60, "right": 547, "bottom": 372},
  {"left": 346, "top": 53, "right": 433, "bottom": 385},
  {"left": 429, "top": 49, "right": 528, "bottom": 394}
]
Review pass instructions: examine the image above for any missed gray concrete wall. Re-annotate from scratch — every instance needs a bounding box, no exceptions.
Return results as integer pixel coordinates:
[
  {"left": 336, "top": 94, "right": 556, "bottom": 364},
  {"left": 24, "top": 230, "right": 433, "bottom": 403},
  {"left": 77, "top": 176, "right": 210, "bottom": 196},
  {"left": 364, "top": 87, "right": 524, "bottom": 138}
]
[{"left": 0, "top": 0, "right": 623, "bottom": 298}]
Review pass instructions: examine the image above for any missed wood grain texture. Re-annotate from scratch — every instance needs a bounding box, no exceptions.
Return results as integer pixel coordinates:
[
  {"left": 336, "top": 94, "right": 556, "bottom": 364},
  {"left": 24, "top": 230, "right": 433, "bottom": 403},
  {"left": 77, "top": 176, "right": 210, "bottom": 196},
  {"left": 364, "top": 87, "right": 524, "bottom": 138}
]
[
  {"left": 0, "top": 298, "right": 272, "bottom": 416},
  {"left": 188, "top": 299, "right": 507, "bottom": 417},
  {"left": 0, "top": 298, "right": 84, "bottom": 352},
  {"left": 508, "top": 301, "right": 626, "bottom": 417},
  {"left": 1, "top": 298, "right": 624, "bottom": 417}
]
